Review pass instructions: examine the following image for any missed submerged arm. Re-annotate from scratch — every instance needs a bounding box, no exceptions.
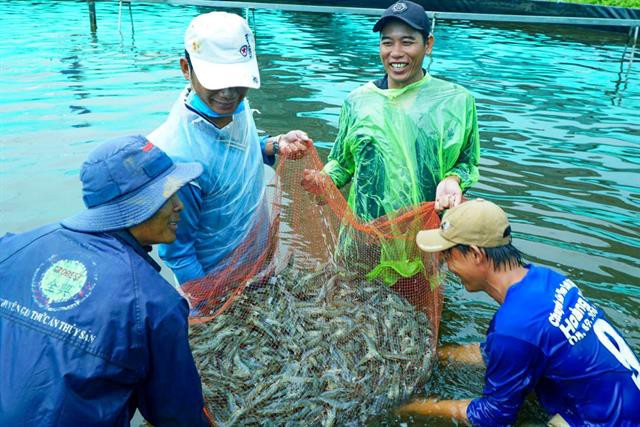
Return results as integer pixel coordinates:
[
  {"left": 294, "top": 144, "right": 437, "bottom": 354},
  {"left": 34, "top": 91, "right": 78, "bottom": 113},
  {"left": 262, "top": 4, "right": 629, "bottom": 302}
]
[
  {"left": 438, "top": 343, "right": 483, "bottom": 365},
  {"left": 397, "top": 398, "right": 471, "bottom": 424}
]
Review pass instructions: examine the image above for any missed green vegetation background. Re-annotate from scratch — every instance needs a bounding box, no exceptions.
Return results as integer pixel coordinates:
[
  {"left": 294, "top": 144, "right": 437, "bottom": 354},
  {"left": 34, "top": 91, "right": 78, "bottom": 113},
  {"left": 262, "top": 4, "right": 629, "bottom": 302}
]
[{"left": 565, "top": 0, "right": 640, "bottom": 8}]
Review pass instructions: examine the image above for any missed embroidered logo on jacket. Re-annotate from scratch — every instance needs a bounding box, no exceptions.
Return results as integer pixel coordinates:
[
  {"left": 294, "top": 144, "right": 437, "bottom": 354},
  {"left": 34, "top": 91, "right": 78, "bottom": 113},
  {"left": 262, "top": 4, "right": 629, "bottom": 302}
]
[{"left": 32, "top": 257, "right": 97, "bottom": 311}]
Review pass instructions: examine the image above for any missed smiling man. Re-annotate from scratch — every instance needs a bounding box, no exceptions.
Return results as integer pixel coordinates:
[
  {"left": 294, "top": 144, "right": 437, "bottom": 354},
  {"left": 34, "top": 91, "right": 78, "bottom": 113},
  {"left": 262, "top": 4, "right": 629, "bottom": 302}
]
[
  {"left": 0, "top": 136, "right": 210, "bottom": 426},
  {"left": 150, "top": 12, "right": 313, "bottom": 285},
  {"left": 301, "top": 1, "right": 480, "bottom": 287}
]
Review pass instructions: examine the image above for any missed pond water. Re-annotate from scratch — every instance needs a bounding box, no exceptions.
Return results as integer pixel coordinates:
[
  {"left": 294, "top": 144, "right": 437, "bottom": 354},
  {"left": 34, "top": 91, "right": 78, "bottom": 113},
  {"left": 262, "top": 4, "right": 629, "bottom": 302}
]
[{"left": 1, "top": 1, "right": 638, "bottom": 425}]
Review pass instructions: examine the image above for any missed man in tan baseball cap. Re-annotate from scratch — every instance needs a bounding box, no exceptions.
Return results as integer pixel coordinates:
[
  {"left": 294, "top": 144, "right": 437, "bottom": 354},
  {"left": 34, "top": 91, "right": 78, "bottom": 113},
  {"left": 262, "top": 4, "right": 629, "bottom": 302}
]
[{"left": 399, "top": 198, "right": 640, "bottom": 426}]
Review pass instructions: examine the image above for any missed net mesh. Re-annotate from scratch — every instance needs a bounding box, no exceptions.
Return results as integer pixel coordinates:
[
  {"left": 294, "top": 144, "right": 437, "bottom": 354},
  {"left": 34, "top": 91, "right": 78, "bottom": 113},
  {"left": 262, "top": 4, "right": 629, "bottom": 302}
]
[{"left": 184, "top": 146, "right": 444, "bottom": 425}]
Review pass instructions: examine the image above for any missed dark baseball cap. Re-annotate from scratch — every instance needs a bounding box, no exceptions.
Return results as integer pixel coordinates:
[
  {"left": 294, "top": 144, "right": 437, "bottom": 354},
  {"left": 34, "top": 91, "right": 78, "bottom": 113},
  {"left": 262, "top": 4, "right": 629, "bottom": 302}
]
[{"left": 373, "top": 1, "right": 431, "bottom": 37}]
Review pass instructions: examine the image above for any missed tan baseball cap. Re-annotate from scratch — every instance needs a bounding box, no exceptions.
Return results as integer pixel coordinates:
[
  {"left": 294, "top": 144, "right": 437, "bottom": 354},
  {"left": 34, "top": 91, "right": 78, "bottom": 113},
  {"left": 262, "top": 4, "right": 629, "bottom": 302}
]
[{"left": 416, "top": 199, "right": 512, "bottom": 252}]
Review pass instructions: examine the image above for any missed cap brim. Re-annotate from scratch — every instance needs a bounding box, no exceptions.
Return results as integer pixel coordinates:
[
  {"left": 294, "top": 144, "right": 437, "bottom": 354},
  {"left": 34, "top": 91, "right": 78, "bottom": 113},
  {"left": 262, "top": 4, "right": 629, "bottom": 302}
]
[
  {"left": 62, "top": 162, "right": 203, "bottom": 233},
  {"left": 416, "top": 229, "right": 457, "bottom": 253},
  {"left": 373, "top": 16, "right": 425, "bottom": 34},
  {"left": 190, "top": 56, "right": 260, "bottom": 90}
]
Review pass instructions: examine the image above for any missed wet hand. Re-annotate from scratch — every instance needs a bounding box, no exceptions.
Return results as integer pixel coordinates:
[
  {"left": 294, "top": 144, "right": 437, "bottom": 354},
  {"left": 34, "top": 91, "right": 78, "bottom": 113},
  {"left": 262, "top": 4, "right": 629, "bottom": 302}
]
[
  {"left": 301, "top": 169, "right": 326, "bottom": 194},
  {"left": 435, "top": 176, "right": 462, "bottom": 212},
  {"left": 279, "top": 130, "right": 313, "bottom": 160},
  {"left": 301, "top": 169, "right": 329, "bottom": 205}
]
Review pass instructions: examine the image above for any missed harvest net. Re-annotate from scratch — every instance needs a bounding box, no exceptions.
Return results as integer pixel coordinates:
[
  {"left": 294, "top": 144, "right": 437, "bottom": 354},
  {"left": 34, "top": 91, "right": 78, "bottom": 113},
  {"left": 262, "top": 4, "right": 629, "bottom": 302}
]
[{"left": 183, "top": 146, "right": 444, "bottom": 426}]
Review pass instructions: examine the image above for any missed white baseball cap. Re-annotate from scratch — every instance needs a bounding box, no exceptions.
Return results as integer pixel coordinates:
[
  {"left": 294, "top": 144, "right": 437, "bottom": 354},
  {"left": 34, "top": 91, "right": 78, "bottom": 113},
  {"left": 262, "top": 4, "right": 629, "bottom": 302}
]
[{"left": 184, "top": 12, "right": 261, "bottom": 90}]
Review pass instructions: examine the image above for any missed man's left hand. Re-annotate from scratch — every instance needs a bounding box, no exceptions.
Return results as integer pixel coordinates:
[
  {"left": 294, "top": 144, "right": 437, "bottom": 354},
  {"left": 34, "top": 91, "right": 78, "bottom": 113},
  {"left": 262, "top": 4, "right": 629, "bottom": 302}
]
[
  {"left": 279, "top": 130, "right": 313, "bottom": 160},
  {"left": 435, "top": 176, "right": 462, "bottom": 212}
]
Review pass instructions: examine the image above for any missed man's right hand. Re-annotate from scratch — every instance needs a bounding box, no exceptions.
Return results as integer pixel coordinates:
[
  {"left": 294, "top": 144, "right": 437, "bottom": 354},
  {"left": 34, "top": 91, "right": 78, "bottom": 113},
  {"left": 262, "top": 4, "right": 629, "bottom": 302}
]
[
  {"left": 301, "top": 169, "right": 330, "bottom": 195},
  {"left": 435, "top": 175, "right": 463, "bottom": 212},
  {"left": 301, "top": 169, "right": 331, "bottom": 205}
]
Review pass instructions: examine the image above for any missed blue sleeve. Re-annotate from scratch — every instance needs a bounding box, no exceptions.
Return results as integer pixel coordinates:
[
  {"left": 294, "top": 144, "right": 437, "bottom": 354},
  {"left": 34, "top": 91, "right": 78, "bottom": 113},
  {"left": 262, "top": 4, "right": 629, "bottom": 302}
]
[
  {"left": 466, "top": 334, "right": 545, "bottom": 427},
  {"left": 260, "top": 135, "right": 276, "bottom": 166},
  {"left": 158, "top": 183, "right": 206, "bottom": 284},
  {"left": 136, "top": 299, "right": 209, "bottom": 427}
]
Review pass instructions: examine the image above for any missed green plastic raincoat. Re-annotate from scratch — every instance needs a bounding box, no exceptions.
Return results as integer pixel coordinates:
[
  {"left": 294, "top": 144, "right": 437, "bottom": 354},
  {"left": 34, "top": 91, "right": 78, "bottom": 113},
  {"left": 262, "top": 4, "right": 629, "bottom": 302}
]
[{"left": 323, "top": 74, "right": 480, "bottom": 285}]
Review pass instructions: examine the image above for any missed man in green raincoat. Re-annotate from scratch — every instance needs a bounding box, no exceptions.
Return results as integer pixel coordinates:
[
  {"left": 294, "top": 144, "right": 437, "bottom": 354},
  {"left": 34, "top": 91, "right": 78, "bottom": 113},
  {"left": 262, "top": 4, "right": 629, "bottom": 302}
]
[{"left": 301, "top": 0, "right": 480, "bottom": 286}]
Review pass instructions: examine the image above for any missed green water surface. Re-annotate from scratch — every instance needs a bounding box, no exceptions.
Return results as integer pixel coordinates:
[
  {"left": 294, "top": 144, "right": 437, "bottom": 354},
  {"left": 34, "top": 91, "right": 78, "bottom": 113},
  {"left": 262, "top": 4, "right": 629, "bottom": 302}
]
[{"left": 1, "top": 1, "right": 638, "bottom": 425}]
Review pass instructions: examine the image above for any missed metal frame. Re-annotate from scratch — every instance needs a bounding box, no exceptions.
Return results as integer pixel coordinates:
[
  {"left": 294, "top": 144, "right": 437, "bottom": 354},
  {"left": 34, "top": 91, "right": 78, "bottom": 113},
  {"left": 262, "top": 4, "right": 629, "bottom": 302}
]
[{"left": 134, "top": 0, "right": 640, "bottom": 27}]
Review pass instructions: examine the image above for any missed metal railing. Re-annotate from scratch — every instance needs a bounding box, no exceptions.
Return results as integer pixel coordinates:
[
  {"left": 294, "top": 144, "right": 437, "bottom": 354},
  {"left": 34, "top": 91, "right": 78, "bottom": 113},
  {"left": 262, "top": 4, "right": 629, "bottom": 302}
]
[{"left": 131, "top": 0, "right": 640, "bottom": 28}]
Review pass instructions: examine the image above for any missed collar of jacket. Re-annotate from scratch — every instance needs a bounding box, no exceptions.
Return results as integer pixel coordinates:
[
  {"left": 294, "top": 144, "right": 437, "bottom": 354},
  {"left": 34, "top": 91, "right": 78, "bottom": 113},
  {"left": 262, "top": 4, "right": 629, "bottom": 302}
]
[
  {"left": 109, "top": 230, "right": 162, "bottom": 272},
  {"left": 373, "top": 68, "right": 427, "bottom": 90}
]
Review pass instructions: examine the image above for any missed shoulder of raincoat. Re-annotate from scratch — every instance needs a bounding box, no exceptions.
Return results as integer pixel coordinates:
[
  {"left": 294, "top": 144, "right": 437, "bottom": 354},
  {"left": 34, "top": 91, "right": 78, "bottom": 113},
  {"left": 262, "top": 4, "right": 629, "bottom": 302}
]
[{"left": 0, "top": 224, "right": 208, "bottom": 427}]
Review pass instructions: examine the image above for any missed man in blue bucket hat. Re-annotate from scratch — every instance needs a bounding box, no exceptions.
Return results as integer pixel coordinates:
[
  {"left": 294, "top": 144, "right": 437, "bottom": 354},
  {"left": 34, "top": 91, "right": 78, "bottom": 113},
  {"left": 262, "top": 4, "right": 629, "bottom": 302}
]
[
  {"left": 149, "top": 11, "right": 313, "bottom": 286},
  {"left": 0, "top": 136, "right": 210, "bottom": 426}
]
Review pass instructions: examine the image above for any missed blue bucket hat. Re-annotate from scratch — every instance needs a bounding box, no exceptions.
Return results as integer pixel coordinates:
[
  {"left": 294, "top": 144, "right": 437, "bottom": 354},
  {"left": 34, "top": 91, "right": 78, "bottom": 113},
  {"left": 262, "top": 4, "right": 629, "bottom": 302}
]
[{"left": 62, "top": 135, "right": 203, "bottom": 232}]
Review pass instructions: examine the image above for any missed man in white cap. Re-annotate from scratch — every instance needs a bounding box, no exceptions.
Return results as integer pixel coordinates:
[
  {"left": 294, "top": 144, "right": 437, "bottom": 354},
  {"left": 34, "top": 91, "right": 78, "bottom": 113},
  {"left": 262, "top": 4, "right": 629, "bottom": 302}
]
[
  {"left": 150, "top": 12, "right": 313, "bottom": 285},
  {"left": 397, "top": 199, "right": 640, "bottom": 426},
  {"left": 0, "top": 136, "right": 210, "bottom": 426}
]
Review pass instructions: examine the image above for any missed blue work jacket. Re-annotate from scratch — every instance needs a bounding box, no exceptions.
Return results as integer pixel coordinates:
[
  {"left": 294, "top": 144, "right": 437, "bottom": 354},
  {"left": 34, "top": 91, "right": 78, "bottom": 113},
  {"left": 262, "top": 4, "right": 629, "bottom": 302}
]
[{"left": 0, "top": 224, "right": 209, "bottom": 426}]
